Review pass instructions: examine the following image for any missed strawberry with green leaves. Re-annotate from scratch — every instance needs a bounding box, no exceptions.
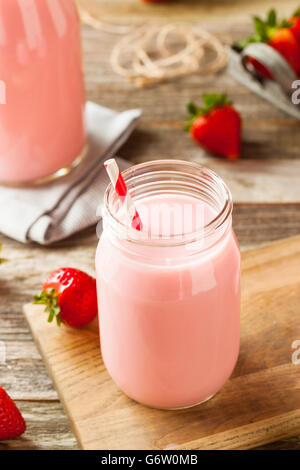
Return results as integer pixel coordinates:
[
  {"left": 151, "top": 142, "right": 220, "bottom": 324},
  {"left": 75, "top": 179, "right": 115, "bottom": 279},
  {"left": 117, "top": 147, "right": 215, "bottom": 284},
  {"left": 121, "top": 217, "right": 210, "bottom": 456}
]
[
  {"left": 0, "top": 387, "right": 26, "bottom": 441},
  {"left": 239, "top": 9, "right": 300, "bottom": 78},
  {"left": 186, "top": 94, "right": 241, "bottom": 160},
  {"left": 270, "top": 27, "right": 300, "bottom": 75},
  {"left": 287, "top": 8, "right": 300, "bottom": 44},
  {"left": 34, "top": 267, "right": 98, "bottom": 328}
]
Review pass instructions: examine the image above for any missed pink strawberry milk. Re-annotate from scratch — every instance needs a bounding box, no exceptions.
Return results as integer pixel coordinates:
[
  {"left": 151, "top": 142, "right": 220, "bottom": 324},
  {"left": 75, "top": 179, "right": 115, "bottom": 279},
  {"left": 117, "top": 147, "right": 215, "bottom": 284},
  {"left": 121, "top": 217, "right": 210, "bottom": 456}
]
[
  {"left": 0, "top": 0, "right": 86, "bottom": 184},
  {"left": 96, "top": 160, "right": 240, "bottom": 409}
]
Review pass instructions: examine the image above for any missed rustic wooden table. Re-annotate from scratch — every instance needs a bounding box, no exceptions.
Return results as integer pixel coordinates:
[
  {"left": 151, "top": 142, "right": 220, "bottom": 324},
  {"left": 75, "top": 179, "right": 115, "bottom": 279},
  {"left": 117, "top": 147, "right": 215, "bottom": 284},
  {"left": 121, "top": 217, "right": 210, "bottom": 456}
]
[{"left": 0, "top": 0, "right": 299, "bottom": 450}]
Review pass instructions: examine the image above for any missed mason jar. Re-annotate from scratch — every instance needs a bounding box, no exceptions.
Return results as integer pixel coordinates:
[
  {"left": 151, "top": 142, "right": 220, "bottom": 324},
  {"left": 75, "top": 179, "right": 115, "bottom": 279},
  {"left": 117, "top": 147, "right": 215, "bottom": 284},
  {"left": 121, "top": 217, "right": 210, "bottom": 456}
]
[
  {"left": 0, "top": 0, "right": 86, "bottom": 185},
  {"left": 96, "top": 160, "right": 240, "bottom": 409}
]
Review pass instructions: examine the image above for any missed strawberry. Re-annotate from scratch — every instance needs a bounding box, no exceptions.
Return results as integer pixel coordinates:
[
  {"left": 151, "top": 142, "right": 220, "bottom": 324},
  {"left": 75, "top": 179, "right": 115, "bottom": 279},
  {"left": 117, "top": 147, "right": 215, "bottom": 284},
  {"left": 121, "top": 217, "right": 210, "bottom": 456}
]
[
  {"left": 185, "top": 94, "right": 241, "bottom": 160},
  {"left": 248, "top": 57, "right": 274, "bottom": 80},
  {"left": 34, "top": 268, "right": 98, "bottom": 328},
  {"left": 287, "top": 8, "right": 300, "bottom": 44},
  {"left": 269, "top": 27, "right": 300, "bottom": 75},
  {"left": 238, "top": 9, "right": 300, "bottom": 77},
  {"left": 0, "top": 387, "right": 26, "bottom": 440}
]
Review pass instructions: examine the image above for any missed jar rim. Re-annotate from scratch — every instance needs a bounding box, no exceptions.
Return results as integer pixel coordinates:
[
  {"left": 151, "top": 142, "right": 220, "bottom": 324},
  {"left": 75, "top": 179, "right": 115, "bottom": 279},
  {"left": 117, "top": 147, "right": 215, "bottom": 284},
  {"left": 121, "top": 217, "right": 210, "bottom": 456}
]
[{"left": 103, "top": 159, "right": 233, "bottom": 247}]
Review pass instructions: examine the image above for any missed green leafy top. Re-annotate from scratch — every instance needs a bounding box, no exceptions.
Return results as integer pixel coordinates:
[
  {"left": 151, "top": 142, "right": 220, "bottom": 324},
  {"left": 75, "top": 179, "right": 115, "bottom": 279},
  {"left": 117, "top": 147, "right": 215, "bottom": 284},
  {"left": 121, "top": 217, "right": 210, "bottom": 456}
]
[
  {"left": 292, "top": 7, "right": 300, "bottom": 18},
  {"left": 185, "top": 93, "right": 231, "bottom": 131},
  {"left": 33, "top": 288, "right": 62, "bottom": 326},
  {"left": 280, "top": 7, "right": 300, "bottom": 28},
  {"left": 237, "top": 9, "right": 280, "bottom": 49}
]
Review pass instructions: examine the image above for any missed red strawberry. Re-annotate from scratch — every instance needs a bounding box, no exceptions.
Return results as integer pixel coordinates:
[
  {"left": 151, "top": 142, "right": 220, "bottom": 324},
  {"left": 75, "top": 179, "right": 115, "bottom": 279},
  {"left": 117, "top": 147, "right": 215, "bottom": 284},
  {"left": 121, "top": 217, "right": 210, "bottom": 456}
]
[
  {"left": 34, "top": 268, "right": 98, "bottom": 328},
  {"left": 186, "top": 94, "right": 241, "bottom": 160},
  {"left": 269, "top": 27, "right": 300, "bottom": 75},
  {"left": 238, "top": 9, "right": 300, "bottom": 77},
  {"left": 248, "top": 57, "right": 274, "bottom": 80},
  {"left": 0, "top": 387, "right": 26, "bottom": 440},
  {"left": 287, "top": 9, "right": 300, "bottom": 44}
]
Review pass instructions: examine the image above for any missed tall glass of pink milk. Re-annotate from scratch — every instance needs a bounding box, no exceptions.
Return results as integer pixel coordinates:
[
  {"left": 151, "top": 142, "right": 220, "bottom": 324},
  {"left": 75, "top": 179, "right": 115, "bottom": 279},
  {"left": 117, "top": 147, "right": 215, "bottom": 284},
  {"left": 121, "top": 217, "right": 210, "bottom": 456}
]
[
  {"left": 96, "top": 160, "right": 240, "bottom": 409},
  {"left": 0, "top": 0, "right": 86, "bottom": 185}
]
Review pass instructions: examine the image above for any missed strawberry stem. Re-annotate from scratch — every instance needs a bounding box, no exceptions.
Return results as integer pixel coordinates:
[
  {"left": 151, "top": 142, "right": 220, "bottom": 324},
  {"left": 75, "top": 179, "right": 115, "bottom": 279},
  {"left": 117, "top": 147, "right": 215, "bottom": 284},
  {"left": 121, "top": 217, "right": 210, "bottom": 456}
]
[
  {"left": 33, "top": 289, "right": 62, "bottom": 326},
  {"left": 186, "top": 101, "right": 198, "bottom": 115},
  {"left": 237, "top": 8, "right": 285, "bottom": 49},
  {"left": 293, "top": 7, "right": 300, "bottom": 18},
  {"left": 185, "top": 93, "right": 231, "bottom": 131}
]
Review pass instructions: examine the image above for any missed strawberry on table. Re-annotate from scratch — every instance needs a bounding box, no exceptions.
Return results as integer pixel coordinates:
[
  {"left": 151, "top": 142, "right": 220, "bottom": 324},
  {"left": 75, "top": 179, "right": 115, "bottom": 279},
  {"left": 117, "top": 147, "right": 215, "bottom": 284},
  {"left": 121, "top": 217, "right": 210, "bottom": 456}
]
[
  {"left": 270, "top": 27, "right": 300, "bottom": 75},
  {"left": 0, "top": 387, "right": 26, "bottom": 440},
  {"left": 34, "top": 268, "right": 98, "bottom": 328},
  {"left": 238, "top": 9, "right": 300, "bottom": 78},
  {"left": 186, "top": 93, "right": 241, "bottom": 160}
]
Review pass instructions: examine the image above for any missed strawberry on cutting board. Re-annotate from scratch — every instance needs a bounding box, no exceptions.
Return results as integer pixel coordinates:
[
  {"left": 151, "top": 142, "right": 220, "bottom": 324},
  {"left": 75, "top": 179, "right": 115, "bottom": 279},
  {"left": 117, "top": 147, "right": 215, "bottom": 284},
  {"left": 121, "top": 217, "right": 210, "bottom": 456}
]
[
  {"left": 238, "top": 9, "right": 300, "bottom": 78},
  {"left": 34, "top": 268, "right": 98, "bottom": 328},
  {"left": 0, "top": 387, "right": 26, "bottom": 440},
  {"left": 186, "top": 94, "right": 241, "bottom": 160}
]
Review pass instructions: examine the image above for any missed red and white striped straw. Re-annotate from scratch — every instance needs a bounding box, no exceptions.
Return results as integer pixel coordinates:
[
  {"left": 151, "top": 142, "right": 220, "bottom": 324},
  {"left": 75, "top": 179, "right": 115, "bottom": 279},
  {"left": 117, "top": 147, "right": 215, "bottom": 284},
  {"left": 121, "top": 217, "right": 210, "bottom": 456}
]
[{"left": 104, "top": 158, "right": 143, "bottom": 231}]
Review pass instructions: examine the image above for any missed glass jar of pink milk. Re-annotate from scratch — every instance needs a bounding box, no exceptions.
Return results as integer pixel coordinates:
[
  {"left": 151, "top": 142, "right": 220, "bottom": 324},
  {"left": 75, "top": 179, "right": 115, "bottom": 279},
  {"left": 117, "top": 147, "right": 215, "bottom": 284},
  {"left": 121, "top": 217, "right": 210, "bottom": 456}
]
[
  {"left": 96, "top": 160, "right": 240, "bottom": 409},
  {"left": 0, "top": 0, "right": 86, "bottom": 185}
]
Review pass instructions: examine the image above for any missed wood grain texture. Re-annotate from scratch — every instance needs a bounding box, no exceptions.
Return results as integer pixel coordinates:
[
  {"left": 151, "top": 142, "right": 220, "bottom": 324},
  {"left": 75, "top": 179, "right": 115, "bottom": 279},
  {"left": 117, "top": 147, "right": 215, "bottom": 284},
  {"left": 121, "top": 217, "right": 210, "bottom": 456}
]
[
  {"left": 79, "top": 22, "right": 300, "bottom": 202},
  {"left": 0, "top": 402, "right": 78, "bottom": 450},
  {"left": 22, "top": 236, "right": 300, "bottom": 450},
  {"left": 77, "top": 0, "right": 300, "bottom": 24}
]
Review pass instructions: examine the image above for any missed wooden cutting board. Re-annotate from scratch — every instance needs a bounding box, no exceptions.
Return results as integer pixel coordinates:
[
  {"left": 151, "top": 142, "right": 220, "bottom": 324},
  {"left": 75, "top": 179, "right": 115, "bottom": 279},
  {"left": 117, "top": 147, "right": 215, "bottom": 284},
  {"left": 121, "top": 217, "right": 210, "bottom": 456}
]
[{"left": 23, "top": 236, "right": 300, "bottom": 450}]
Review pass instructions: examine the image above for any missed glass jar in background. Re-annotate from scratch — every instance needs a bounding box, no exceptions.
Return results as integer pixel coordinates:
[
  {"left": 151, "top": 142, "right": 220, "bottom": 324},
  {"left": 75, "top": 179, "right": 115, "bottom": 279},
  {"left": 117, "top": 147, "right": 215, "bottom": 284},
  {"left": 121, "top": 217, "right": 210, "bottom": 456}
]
[
  {"left": 96, "top": 160, "right": 241, "bottom": 409},
  {"left": 0, "top": 0, "right": 86, "bottom": 185}
]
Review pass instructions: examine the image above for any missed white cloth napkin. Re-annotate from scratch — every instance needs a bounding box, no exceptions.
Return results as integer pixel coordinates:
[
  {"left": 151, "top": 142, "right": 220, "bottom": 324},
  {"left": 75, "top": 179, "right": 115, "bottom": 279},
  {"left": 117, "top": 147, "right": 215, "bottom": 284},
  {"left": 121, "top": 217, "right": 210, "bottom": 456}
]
[{"left": 0, "top": 101, "right": 141, "bottom": 245}]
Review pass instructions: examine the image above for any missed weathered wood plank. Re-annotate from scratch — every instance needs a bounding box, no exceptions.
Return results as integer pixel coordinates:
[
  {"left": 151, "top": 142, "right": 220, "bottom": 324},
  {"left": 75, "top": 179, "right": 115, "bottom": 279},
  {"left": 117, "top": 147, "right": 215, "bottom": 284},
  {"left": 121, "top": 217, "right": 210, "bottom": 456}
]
[
  {"left": 78, "top": 24, "right": 300, "bottom": 204},
  {"left": 80, "top": 24, "right": 300, "bottom": 121},
  {"left": 233, "top": 204, "right": 300, "bottom": 247},
  {"left": 120, "top": 132, "right": 300, "bottom": 203},
  {"left": 77, "top": 0, "right": 300, "bottom": 25},
  {"left": 81, "top": 24, "right": 296, "bottom": 123},
  {"left": 118, "top": 123, "right": 300, "bottom": 162},
  {"left": 0, "top": 342, "right": 57, "bottom": 401},
  {"left": 0, "top": 402, "right": 78, "bottom": 450},
  {"left": 0, "top": 400, "right": 297, "bottom": 450}
]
